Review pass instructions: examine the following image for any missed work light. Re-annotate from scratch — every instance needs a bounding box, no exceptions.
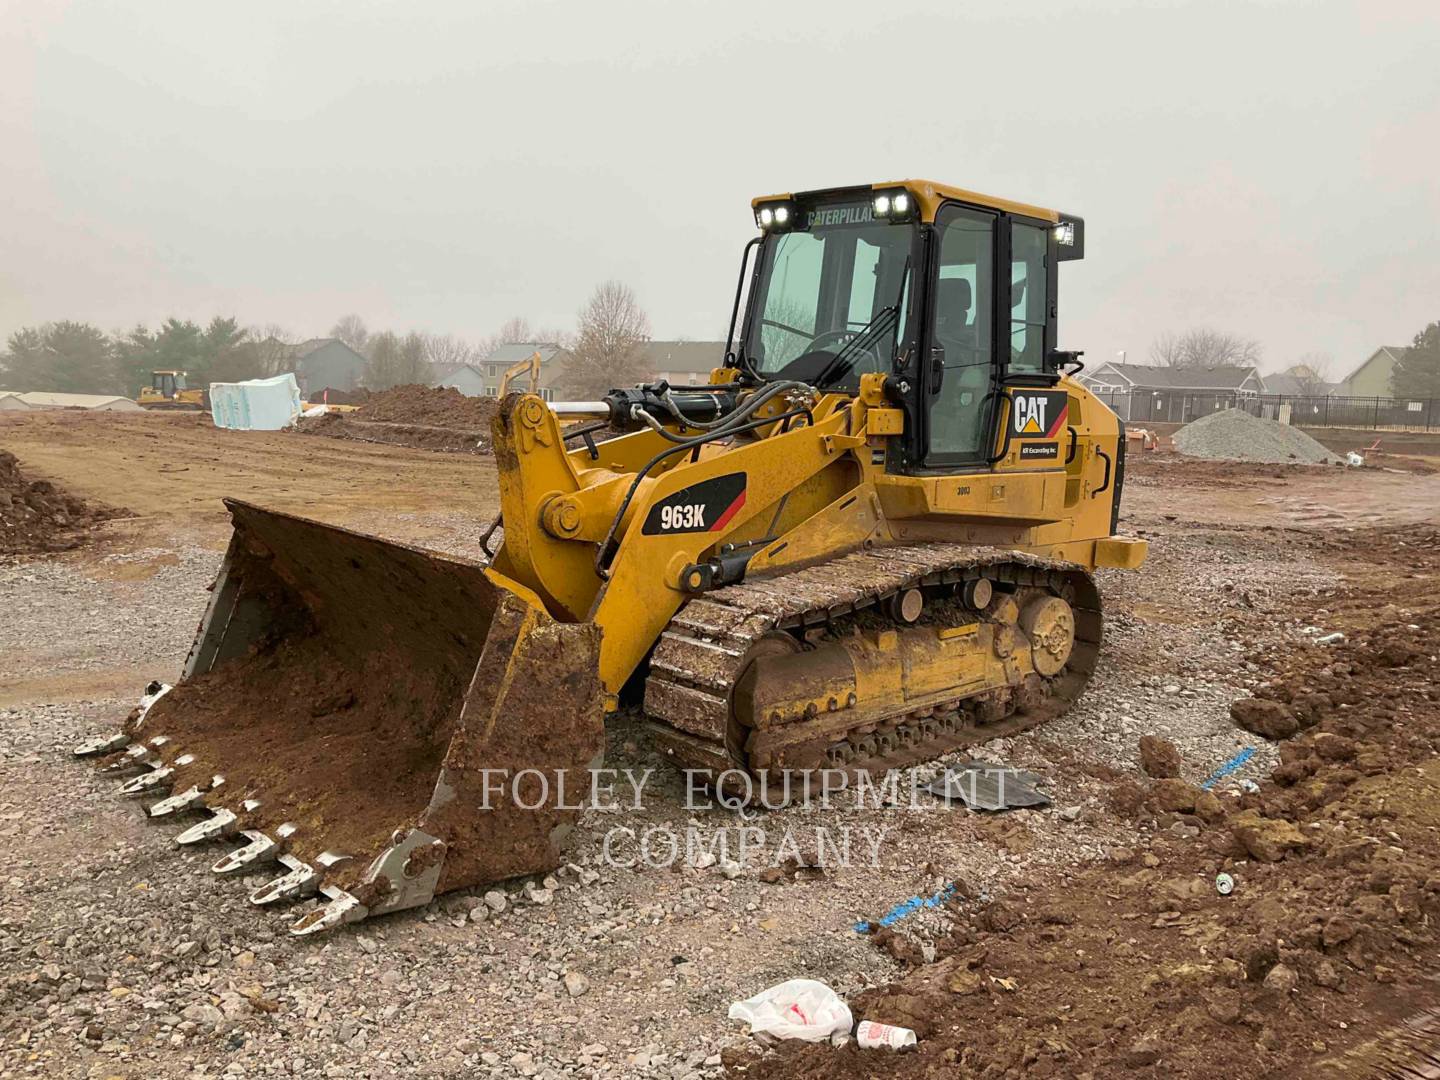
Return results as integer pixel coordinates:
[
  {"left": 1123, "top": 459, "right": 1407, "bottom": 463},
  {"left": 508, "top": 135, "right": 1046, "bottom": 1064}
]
[
  {"left": 754, "top": 201, "right": 796, "bottom": 231},
  {"left": 871, "top": 189, "right": 916, "bottom": 221}
]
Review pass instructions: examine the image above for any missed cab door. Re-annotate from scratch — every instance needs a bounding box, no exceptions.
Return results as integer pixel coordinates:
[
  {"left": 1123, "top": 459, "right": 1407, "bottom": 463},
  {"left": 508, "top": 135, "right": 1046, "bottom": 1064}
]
[{"left": 922, "top": 204, "right": 998, "bottom": 466}]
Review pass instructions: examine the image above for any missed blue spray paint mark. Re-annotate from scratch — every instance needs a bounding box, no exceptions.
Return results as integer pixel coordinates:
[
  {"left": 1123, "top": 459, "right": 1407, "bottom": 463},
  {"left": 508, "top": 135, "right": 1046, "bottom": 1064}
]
[
  {"left": 1201, "top": 746, "right": 1256, "bottom": 790},
  {"left": 854, "top": 883, "right": 957, "bottom": 934}
]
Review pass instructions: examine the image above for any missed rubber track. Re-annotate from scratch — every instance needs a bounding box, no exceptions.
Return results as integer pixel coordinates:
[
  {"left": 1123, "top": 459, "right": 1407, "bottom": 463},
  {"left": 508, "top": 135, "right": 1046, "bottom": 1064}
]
[{"left": 643, "top": 543, "right": 1101, "bottom": 780}]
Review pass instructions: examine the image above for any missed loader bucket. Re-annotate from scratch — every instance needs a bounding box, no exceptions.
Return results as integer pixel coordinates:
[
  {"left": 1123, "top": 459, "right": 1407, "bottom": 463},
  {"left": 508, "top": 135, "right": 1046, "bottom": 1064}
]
[{"left": 76, "top": 500, "right": 605, "bottom": 935}]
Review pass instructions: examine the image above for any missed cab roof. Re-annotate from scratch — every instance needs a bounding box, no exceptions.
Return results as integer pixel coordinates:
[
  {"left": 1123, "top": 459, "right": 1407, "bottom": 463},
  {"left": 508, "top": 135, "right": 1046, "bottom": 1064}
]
[{"left": 751, "top": 179, "right": 1060, "bottom": 224}]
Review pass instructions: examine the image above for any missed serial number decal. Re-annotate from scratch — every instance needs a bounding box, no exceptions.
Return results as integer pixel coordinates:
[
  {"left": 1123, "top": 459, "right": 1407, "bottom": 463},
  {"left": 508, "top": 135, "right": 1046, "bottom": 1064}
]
[{"left": 642, "top": 473, "right": 747, "bottom": 536}]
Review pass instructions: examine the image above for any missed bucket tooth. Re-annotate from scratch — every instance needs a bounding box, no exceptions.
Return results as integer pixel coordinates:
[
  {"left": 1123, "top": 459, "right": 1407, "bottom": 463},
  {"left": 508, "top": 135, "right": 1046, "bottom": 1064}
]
[
  {"left": 74, "top": 732, "right": 130, "bottom": 757},
  {"left": 211, "top": 822, "right": 294, "bottom": 874},
  {"left": 148, "top": 786, "right": 205, "bottom": 817},
  {"left": 290, "top": 887, "right": 367, "bottom": 936},
  {"left": 175, "top": 808, "right": 239, "bottom": 845},
  {"left": 250, "top": 855, "right": 319, "bottom": 905},
  {"left": 148, "top": 772, "right": 221, "bottom": 818},
  {"left": 102, "top": 744, "right": 157, "bottom": 775},
  {"left": 120, "top": 766, "right": 174, "bottom": 796}
]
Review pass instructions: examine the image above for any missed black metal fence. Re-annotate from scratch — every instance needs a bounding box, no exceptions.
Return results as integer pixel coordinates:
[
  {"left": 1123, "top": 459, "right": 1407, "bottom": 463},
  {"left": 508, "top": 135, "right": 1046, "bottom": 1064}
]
[{"left": 1088, "top": 389, "right": 1439, "bottom": 431}]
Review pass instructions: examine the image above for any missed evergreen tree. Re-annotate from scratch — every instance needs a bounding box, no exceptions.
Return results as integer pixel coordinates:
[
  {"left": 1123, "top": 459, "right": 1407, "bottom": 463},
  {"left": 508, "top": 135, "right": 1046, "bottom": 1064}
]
[{"left": 1390, "top": 321, "right": 1440, "bottom": 398}]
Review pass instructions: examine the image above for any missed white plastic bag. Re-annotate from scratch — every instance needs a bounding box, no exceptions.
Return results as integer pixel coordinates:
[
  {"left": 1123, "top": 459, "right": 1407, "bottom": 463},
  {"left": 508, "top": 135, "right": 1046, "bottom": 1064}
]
[{"left": 727, "top": 979, "right": 853, "bottom": 1042}]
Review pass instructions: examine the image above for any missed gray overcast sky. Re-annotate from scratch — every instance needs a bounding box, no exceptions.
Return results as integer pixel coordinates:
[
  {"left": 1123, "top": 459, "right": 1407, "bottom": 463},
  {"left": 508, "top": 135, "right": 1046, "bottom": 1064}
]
[{"left": 3, "top": 0, "right": 1437, "bottom": 376}]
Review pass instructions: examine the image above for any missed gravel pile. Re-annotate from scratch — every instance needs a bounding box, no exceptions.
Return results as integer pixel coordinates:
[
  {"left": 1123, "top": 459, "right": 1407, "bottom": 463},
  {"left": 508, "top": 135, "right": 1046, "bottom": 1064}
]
[{"left": 1174, "top": 409, "right": 1339, "bottom": 464}]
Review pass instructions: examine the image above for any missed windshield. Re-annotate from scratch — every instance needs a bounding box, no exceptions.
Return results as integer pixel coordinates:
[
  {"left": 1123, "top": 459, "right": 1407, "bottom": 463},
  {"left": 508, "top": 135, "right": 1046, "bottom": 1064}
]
[{"left": 745, "top": 200, "right": 913, "bottom": 388}]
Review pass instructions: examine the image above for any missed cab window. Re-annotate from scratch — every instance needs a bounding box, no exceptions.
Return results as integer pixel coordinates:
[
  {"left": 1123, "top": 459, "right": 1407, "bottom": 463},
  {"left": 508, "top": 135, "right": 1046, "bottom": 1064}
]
[
  {"left": 1009, "top": 222, "right": 1048, "bottom": 372},
  {"left": 926, "top": 207, "right": 995, "bottom": 460}
]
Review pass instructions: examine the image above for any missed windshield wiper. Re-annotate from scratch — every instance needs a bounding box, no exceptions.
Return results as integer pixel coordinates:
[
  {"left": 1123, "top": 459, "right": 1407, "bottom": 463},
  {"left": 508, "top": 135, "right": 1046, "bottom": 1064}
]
[
  {"left": 812, "top": 253, "right": 912, "bottom": 389},
  {"left": 812, "top": 307, "right": 899, "bottom": 388}
]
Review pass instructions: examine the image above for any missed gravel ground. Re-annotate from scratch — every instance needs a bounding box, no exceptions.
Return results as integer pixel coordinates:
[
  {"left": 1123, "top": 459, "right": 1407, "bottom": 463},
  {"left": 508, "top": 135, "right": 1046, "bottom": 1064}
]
[
  {"left": 1174, "top": 408, "right": 1340, "bottom": 464},
  {"left": 0, "top": 460, "right": 1389, "bottom": 1079}
]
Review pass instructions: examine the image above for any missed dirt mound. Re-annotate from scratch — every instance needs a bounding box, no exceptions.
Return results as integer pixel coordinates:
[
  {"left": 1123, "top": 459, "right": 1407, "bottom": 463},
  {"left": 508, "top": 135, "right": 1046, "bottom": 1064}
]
[
  {"left": 298, "top": 413, "right": 491, "bottom": 454},
  {"left": 736, "top": 523, "right": 1440, "bottom": 1080},
  {"left": 0, "top": 450, "right": 128, "bottom": 556},
  {"left": 307, "top": 386, "right": 371, "bottom": 405},
  {"left": 1175, "top": 408, "right": 1340, "bottom": 465},
  {"left": 298, "top": 384, "right": 501, "bottom": 453},
  {"left": 361, "top": 384, "right": 500, "bottom": 429}
]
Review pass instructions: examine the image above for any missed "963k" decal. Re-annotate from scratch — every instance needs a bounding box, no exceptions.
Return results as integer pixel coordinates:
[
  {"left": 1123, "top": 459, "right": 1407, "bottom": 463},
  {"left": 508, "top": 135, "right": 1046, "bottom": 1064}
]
[{"left": 642, "top": 473, "right": 747, "bottom": 535}]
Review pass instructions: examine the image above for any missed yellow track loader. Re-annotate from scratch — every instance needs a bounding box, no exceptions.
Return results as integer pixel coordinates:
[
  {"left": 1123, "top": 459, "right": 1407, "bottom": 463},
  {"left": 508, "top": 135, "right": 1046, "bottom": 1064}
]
[
  {"left": 137, "top": 369, "right": 208, "bottom": 411},
  {"left": 77, "top": 179, "right": 1146, "bottom": 934}
]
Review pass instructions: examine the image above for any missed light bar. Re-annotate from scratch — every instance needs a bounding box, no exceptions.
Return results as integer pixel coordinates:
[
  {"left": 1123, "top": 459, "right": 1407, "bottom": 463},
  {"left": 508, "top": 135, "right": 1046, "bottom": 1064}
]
[
  {"left": 1053, "top": 221, "right": 1076, "bottom": 246},
  {"left": 754, "top": 200, "right": 797, "bottom": 232},
  {"left": 871, "top": 189, "right": 916, "bottom": 222}
]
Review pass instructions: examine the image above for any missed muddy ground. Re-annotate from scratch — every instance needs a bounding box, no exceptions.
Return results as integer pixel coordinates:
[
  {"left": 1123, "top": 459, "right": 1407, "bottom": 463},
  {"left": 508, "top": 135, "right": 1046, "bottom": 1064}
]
[{"left": 1, "top": 413, "right": 1437, "bottom": 1079}]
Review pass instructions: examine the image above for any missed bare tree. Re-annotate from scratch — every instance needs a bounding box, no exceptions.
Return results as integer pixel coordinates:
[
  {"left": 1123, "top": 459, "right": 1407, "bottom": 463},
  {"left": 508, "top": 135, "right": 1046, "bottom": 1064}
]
[
  {"left": 363, "top": 331, "right": 435, "bottom": 389},
  {"left": 1291, "top": 352, "right": 1333, "bottom": 396},
  {"left": 1150, "top": 328, "right": 1262, "bottom": 369},
  {"left": 424, "top": 333, "right": 476, "bottom": 369},
  {"left": 556, "top": 282, "right": 651, "bottom": 398},
  {"left": 330, "top": 315, "right": 371, "bottom": 357},
  {"left": 473, "top": 315, "right": 567, "bottom": 362},
  {"left": 245, "top": 324, "right": 299, "bottom": 375}
]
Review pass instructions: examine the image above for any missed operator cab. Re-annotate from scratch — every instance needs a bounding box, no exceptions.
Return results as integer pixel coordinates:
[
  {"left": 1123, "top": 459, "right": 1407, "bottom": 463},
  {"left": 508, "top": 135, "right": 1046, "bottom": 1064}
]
[
  {"left": 735, "top": 181, "right": 1083, "bottom": 471},
  {"left": 152, "top": 370, "right": 189, "bottom": 398}
]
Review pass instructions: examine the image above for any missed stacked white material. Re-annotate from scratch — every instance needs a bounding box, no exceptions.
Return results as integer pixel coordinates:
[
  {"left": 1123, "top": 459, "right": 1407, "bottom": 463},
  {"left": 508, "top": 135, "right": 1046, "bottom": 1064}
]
[{"left": 209, "top": 374, "right": 303, "bottom": 431}]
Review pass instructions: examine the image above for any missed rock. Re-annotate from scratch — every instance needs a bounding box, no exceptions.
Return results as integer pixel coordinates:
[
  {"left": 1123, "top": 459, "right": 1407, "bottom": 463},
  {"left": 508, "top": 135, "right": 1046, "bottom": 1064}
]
[
  {"left": 947, "top": 969, "right": 984, "bottom": 995},
  {"left": 1231, "top": 698, "right": 1299, "bottom": 740},
  {"left": 469, "top": 905, "right": 488, "bottom": 924},
  {"left": 1312, "top": 733, "right": 1357, "bottom": 762},
  {"left": 175, "top": 940, "right": 201, "bottom": 959},
  {"left": 564, "top": 972, "right": 589, "bottom": 998},
  {"left": 484, "top": 890, "right": 507, "bottom": 914},
  {"left": 1150, "top": 778, "right": 1201, "bottom": 813},
  {"left": 1138, "top": 735, "right": 1182, "bottom": 779},
  {"left": 1314, "top": 959, "right": 1343, "bottom": 989},
  {"left": 1230, "top": 811, "right": 1308, "bottom": 862},
  {"left": 1193, "top": 789, "right": 1226, "bottom": 823},
  {"left": 1122, "top": 1041, "right": 1161, "bottom": 1067},
  {"left": 1204, "top": 991, "right": 1241, "bottom": 1025},
  {"left": 1262, "top": 963, "right": 1298, "bottom": 994},
  {"left": 182, "top": 1003, "right": 224, "bottom": 1029},
  {"left": 692, "top": 852, "right": 717, "bottom": 870},
  {"left": 1321, "top": 916, "right": 1357, "bottom": 948}
]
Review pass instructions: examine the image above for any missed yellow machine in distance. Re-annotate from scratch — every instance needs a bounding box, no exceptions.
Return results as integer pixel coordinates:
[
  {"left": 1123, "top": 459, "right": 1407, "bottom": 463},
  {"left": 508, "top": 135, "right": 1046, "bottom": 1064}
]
[
  {"left": 79, "top": 179, "right": 1146, "bottom": 935},
  {"left": 137, "top": 369, "right": 207, "bottom": 411},
  {"left": 497, "top": 350, "right": 542, "bottom": 396}
]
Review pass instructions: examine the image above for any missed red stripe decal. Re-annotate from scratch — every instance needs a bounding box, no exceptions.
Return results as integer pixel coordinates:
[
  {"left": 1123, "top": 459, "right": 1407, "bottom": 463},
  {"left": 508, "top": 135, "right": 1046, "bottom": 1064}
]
[
  {"left": 1045, "top": 404, "right": 1069, "bottom": 439},
  {"left": 709, "top": 490, "right": 746, "bottom": 531}
]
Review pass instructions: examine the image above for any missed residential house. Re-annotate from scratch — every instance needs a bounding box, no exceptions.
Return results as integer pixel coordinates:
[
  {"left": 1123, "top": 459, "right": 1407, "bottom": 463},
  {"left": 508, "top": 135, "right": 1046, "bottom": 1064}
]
[
  {"left": 1261, "top": 364, "right": 1338, "bottom": 397},
  {"left": 272, "top": 339, "right": 367, "bottom": 397},
  {"left": 641, "top": 341, "right": 727, "bottom": 387},
  {"left": 1076, "top": 362, "right": 1264, "bottom": 423},
  {"left": 1335, "top": 346, "right": 1407, "bottom": 398},
  {"left": 430, "top": 362, "right": 491, "bottom": 398},
  {"left": 444, "top": 343, "right": 574, "bottom": 399}
]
